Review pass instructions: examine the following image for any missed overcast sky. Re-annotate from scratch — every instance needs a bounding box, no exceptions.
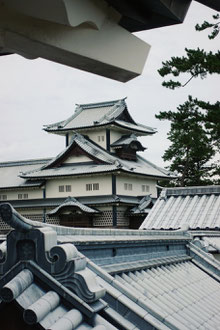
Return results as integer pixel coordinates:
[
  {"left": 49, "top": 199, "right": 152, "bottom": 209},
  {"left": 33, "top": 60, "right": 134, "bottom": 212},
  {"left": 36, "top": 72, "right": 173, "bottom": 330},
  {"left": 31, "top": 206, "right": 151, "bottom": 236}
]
[{"left": 0, "top": 1, "right": 219, "bottom": 168}]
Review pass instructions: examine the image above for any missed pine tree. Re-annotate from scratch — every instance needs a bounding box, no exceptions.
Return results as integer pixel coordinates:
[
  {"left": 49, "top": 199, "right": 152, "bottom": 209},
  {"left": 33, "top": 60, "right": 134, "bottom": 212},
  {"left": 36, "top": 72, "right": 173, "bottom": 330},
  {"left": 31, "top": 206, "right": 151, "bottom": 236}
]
[
  {"left": 156, "top": 97, "right": 215, "bottom": 186},
  {"left": 157, "top": 14, "right": 220, "bottom": 186}
]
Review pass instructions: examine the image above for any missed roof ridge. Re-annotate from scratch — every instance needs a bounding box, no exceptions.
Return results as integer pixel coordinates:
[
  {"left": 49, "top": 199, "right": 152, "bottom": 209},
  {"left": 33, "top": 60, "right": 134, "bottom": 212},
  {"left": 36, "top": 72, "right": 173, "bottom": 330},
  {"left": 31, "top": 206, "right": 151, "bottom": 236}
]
[
  {"left": 137, "top": 155, "right": 174, "bottom": 177},
  {"left": 97, "top": 100, "right": 125, "bottom": 124},
  {"left": 0, "top": 158, "right": 51, "bottom": 167},
  {"left": 78, "top": 98, "right": 126, "bottom": 109},
  {"left": 165, "top": 185, "right": 220, "bottom": 196}
]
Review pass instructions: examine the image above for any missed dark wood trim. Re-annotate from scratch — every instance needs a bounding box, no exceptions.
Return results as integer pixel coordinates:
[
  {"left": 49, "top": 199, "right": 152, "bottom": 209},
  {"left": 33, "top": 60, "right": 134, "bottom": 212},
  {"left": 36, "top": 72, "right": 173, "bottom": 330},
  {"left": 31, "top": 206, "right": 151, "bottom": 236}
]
[
  {"left": 65, "top": 133, "right": 69, "bottom": 147},
  {"left": 112, "top": 174, "right": 116, "bottom": 195},
  {"left": 106, "top": 128, "right": 110, "bottom": 151},
  {"left": 112, "top": 205, "right": 117, "bottom": 227},
  {"left": 43, "top": 208, "right": 46, "bottom": 223}
]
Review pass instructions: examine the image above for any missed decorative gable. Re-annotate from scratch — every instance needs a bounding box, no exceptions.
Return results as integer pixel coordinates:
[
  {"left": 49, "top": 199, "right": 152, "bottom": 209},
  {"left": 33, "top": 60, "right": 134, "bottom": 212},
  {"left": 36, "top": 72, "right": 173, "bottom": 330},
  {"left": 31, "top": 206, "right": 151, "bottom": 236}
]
[
  {"left": 111, "top": 134, "right": 146, "bottom": 160},
  {"left": 40, "top": 134, "right": 107, "bottom": 170}
]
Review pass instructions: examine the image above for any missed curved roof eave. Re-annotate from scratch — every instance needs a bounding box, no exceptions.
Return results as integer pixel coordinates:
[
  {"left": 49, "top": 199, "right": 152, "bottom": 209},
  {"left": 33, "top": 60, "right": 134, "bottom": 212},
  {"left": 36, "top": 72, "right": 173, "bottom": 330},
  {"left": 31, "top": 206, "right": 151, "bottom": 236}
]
[{"left": 44, "top": 122, "right": 156, "bottom": 136}]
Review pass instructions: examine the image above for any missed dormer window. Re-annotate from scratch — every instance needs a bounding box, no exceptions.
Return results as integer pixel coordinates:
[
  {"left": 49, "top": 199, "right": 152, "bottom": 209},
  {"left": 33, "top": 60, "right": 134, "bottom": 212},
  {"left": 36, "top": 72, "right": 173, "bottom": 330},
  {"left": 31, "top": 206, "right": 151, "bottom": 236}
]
[{"left": 111, "top": 134, "right": 145, "bottom": 160}]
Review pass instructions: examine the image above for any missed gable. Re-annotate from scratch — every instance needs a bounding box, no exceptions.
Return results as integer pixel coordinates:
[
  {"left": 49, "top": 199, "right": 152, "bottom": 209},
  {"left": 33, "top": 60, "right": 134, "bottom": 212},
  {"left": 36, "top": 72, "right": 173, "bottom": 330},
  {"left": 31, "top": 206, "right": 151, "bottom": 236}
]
[
  {"left": 45, "top": 142, "right": 104, "bottom": 169},
  {"left": 63, "top": 153, "right": 91, "bottom": 164},
  {"left": 117, "top": 107, "right": 136, "bottom": 124}
]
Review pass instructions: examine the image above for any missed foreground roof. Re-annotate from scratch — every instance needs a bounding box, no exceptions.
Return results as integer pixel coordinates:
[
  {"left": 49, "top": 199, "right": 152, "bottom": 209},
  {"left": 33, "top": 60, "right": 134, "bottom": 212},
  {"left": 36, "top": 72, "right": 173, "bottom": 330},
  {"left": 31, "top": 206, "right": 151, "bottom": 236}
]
[
  {"left": 1, "top": 203, "right": 220, "bottom": 329},
  {"left": 20, "top": 133, "right": 173, "bottom": 180},
  {"left": 140, "top": 185, "right": 220, "bottom": 230},
  {"left": 44, "top": 99, "right": 156, "bottom": 136}
]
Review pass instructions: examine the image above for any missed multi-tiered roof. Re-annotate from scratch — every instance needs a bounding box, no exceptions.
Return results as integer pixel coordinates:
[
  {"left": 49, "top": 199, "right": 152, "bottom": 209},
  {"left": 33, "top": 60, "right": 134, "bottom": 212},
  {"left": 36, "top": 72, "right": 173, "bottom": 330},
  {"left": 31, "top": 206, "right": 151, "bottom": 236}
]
[
  {"left": 22, "top": 99, "right": 172, "bottom": 181},
  {"left": 43, "top": 98, "right": 156, "bottom": 136}
]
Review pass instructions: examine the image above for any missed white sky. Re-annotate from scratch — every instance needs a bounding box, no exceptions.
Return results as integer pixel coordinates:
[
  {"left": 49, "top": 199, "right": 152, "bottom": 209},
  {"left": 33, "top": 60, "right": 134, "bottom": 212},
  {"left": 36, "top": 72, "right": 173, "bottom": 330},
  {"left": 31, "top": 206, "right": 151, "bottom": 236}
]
[{"left": 0, "top": 1, "right": 219, "bottom": 168}]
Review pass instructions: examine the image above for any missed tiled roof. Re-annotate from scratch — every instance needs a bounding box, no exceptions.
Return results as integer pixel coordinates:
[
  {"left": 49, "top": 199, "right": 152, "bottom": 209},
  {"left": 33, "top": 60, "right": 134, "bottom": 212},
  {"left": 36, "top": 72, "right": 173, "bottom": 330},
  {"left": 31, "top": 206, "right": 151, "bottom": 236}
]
[
  {"left": 140, "top": 185, "right": 220, "bottom": 230},
  {"left": 73, "top": 227, "right": 220, "bottom": 329},
  {"left": 129, "top": 195, "right": 153, "bottom": 214},
  {"left": 44, "top": 99, "right": 156, "bottom": 135},
  {"left": 0, "top": 159, "right": 48, "bottom": 189},
  {"left": 111, "top": 133, "right": 145, "bottom": 151},
  {"left": 3, "top": 195, "right": 142, "bottom": 210},
  {"left": 20, "top": 158, "right": 172, "bottom": 180},
  {"left": 2, "top": 204, "right": 220, "bottom": 329},
  {"left": 20, "top": 134, "right": 173, "bottom": 180},
  {"left": 110, "top": 261, "right": 220, "bottom": 329},
  {"left": 47, "top": 197, "right": 100, "bottom": 216},
  {"left": 202, "top": 236, "right": 220, "bottom": 253},
  {"left": 0, "top": 270, "right": 106, "bottom": 329}
]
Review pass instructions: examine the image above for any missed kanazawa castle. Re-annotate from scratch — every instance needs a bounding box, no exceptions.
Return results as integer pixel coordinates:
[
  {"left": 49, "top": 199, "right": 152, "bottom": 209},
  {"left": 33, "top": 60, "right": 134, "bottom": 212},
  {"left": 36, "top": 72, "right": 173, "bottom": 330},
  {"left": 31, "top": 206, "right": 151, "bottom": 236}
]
[{"left": 0, "top": 99, "right": 173, "bottom": 231}]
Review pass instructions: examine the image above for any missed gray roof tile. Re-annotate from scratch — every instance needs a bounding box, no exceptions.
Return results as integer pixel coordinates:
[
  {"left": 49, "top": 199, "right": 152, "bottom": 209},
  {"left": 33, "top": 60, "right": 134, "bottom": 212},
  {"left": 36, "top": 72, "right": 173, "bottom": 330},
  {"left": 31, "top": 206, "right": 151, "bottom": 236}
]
[
  {"left": 48, "top": 197, "right": 99, "bottom": 216},
  {"left": 141, "top": 185, "right": 220, "bottom": 230},
  {"left": 0, "top": 159, "right": 48, "bottom": 189},
  {"left": 44, "top": 99, "right": 156, "bottom": 135},
  {"left": 112, "top": 261, "right": 220, "bottom": 329},
  {"left": 21, "top": 134, "right": 173, "bottom": 180}
]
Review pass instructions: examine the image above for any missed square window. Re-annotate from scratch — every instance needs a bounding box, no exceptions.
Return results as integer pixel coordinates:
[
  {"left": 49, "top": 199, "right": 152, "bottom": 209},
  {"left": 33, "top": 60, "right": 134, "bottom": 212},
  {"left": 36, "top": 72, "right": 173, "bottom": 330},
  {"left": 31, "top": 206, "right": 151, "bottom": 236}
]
[
  {"left": 59, "top": 185, "right": 64, "bottom": 192},
  {"left": 93, "top": 183, "right": 99, "bottom": 190},
  {"left": 23, "top": 193, "right": 28, "bottom": 199},
  {"left": 1, "top": 195, "right": 7, "bottom": 200},
  {"left": 124, "top": 183, "right": 132, "bottom": 191},
  {"left": 98, "top": 136, "right": 104, "bottom": 142},
  {"left": 66, "top": 185, "right": 71, "bottom": 192},
  {"left": 142, "top": 185, "right": 150, "bottom": 192},
  {"left": 18, "top": 194, "right": 23, "bottom": 199},
  {"left": 86, "top": 183, "right": 92, "bottom": 191}
]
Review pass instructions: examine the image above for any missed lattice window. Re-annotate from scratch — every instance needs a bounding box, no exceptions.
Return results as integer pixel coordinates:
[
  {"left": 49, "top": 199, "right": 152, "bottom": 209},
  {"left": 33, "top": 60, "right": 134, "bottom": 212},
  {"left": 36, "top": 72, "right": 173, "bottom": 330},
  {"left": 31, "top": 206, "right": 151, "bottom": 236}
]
[
  {"left": 0, "top": 195, "right": 7, "bottom": 200},
  {"left": 93, "top": 183, "right": 99, "bottom": 190},
  {"left": 124, "top": 183, "right": 132, "bottom": 191},
  {"left": 86, "top": 184, "right": 92, "bottom": 191},
  {"left": 142, "top": 185, "right": 150, "bottom": 192},
  {"left": 59, "top": 185, "right": 65, "bottom": 192},
  {"left": 98, "top": 135, "right": 105, "bottom": 142},
  {"left": 66, "top": 185, "right": 71, "bottom": 192},
  {"left": 86, "top": 183, "right": 99, "bottom": 191}
]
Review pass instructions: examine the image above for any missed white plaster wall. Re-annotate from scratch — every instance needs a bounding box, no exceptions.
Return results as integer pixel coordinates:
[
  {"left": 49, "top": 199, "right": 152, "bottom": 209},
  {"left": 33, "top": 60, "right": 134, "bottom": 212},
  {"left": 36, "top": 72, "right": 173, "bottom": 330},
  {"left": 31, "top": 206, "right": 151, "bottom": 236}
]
[
  {"left": 46, "top": 175, "right": 112, "bottom": 198},
  {"left": 116, "top": 175, "right": 157, "bottom": 197},
  {"left": 63, "top": 154, "right": 91, "bottom": 163},
  {"left": 87, "top": 129, "right": 107, "bottom": 149},
  {"left": 0, "top": 189, "right": 43, "bottom": 201},
  {"left": 69, "top": 129, "right": 107, "bottom": 149},
  {"left": 110, "top": 129, "right": 122, "bottom": 145}
]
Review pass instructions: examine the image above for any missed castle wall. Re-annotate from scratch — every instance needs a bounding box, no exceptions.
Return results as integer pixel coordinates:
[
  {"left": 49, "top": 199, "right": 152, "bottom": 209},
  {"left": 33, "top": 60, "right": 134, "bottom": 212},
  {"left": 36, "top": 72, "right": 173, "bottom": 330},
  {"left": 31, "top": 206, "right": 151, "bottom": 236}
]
[
  {"left": 0, "top": 188, "right": 43, "bottom": 201},
  {"left": 45, "top": 175, "right": 112, "bottom": 198},
  {"left": 116, "top": 175, "right": 157, "bottom": 197}
]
